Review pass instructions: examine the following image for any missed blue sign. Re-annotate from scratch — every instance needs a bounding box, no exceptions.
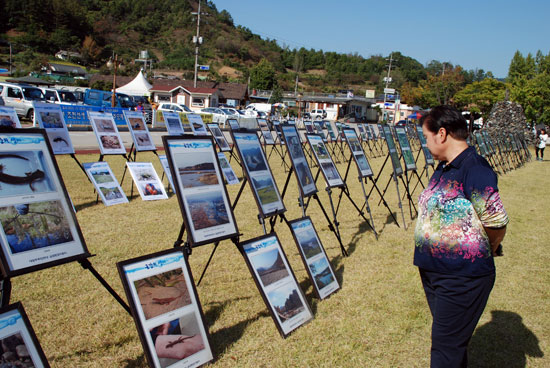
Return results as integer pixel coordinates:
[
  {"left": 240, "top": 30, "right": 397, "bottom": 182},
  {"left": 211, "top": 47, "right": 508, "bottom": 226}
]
[
  {"left": 60, "top": 105, "right": 130, "bottom": 126},
  {"left": 199, "top": 65, "right": 210, "bottom": 71}
]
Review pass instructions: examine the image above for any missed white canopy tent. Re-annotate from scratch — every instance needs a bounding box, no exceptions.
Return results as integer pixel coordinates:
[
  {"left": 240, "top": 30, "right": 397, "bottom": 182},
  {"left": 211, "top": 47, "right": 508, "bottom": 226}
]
[{"left": 116, "top": 70, "right": 152, "bottom": 97}]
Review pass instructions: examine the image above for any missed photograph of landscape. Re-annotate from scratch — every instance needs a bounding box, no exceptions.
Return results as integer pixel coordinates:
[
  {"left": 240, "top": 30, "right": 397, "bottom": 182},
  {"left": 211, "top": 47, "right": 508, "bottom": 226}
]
[
  {"left": 295, "top": 161, "right": 315, "bottom": 193},
  {"left": 0, "top": 200, "right": 73, "bottom": 254},
  {"left": 311, "top": 141, "right": 330, "bottom": 160},
  {"left": 90, "top": 169, "right": 115, "bottom": 184},
  {"left": 99, "top": 186, "right": 124, "bottom": 201},
  {"left": 310, "top": 257, "right": 335, "bottom": 290},
  {"left": 0, "top": 114, "right": 17, "bottom": 128},
  {"left": 39, "top": 111, "right": 63, "bottom": 129},
  {"left": 93, "top": 118, "right": 115, "bottom": 133},
  {"left": 166, "top": 117, "right": 183, "bottom": 134},
  {"left": 134, "top": 268, "right": 192, "bottom": 320},
  {"left": 134, "top": 132, "right": 153, "bottom": 147},
  {"left": 286, "top": 135, "right": 304, "bottom": 160},
  {"left": 267, "top": 284, "right": 305, "bottom": 323},
  {"left": 347, "top": 135, "right": 362, "bottom": 152},
  {"left": 186, "top": 190, "right": 230, "bottom": 230},
  {"left": 241, "top": 145, "right": 268, "bottom": 172},
  {"left": 250, "top": 248, "right": 289, "bottom": 287},
  {"left": 251, "top": 174, "right": 279, "bottom": 206},
  {"left": 175, "top": 152, "right": 219, "bottom": 188},
  {"left": 354, "top": 153, "right": 372, "bottom": 174},
  {"left": 294, "top": 224, "right": 322, "bottom": 259},
  {"left": 321, "top": 162, "right": 340, "bottom": 181}
]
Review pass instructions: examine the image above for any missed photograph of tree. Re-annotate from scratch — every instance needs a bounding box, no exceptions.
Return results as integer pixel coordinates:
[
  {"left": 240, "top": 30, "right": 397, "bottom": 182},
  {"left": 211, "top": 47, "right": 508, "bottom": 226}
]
[
  {"left": 134, "top": 268, "right": 192, "bottom": 320},
  {"left": 311, "top": 141, "right": 329, "bottom": 160},
  {"left": 186, "top": 191, "right": 230, "bottom": 230},
  {"left": 149, "top": 314, "right": 205, "bottom": 368},
  {"left": 241, "top": 146, "right": 268, "bottom": 172},
  {"left": 249, "top": 248, "right": 289, "bottom": 287},
  {"left": 175, "top": 152, "right": 219, "bottom": 188},
  {"left": 310, "top": 257, "right": 335, "bottom": 290},
  {"left": 251, "top": 174, "right": 278, "bottom": 206},
  {"left": 267, "top": 284, "right": 305, "bottom": 323},
  {"left": 0, "top": 200, "right": 73, "bottom": 254}
]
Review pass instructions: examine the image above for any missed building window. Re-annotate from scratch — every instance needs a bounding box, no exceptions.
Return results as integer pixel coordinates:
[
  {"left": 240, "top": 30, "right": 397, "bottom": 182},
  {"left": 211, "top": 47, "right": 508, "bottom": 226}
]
[
  {"left": 192, "top": 97, "right": 204, "bottom": 107},
  {"left": 158, "top": 95, "right": 170, "bottom": 102}
]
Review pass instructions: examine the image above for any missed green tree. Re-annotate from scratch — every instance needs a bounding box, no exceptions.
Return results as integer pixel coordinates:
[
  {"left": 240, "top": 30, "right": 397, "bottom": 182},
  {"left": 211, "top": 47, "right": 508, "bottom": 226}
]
[
  {"left": 249, "top": 58, "right": 276, "bottom": 90},
  {"left": 453, "top": 78, "right": 506, "bottom": 119}
]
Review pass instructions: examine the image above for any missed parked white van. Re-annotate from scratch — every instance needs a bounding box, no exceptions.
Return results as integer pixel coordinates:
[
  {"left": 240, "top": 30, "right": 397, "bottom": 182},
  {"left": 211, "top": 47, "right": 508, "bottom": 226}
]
[{"left": 0, "top": 83, "right": 46, "bottom": 120}]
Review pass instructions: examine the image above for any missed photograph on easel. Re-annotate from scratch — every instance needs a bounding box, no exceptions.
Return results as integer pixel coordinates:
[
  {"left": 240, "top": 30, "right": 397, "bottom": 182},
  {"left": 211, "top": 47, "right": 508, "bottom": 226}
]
[
  {"left": 124, "top": 110, "right": 156, "bottom": 151},
  {"left": 118, "top": 249, "right": 213, "bottom": 368},
  {"left": 281, "top": 125, "right": 317, "bottom": 197},
  {"left": 415, "top": 125, "right": 435, "bottom": 166},
  {"left": 217, "top": 152, "right": 239, "bottom": 185},
  {"left": 306, "top": 134, "right": 344, "bottom": 188},
  {"left": 0, "top": 302, "right": 50, "bottom": 367},
  {"left": 289, "top": 217, "right": 340, "bottom": 299},
  {"left": 34, "top": 102, "right": 74, "bottom": 155},
  {"left": 382, "top": 125, "right": 403, "bottom": 176},
  {"left": 395, "top": 127, "right": 417, "bottom": 171},
  {"left": 0, "top": 129, "right": 90, "bottom": 277},
  {"left": 258, "top": 118, "right": 275, "bottom": 145},
  {"left": 88, "top": 111, "right": 127, "bottom": 155},
  {"left": 207, "top": 123, "right": 231, "bottom": 151},
  {"left": 240, "top": 233, "right": 313, "bottom": 338},
  {"left": 83, "top": 162, "right": 128, "bottom": 206},
  {"left": 343, "top": 129, "right": 373, "bottom": 178},
  {"left": 0, "top": 106, "right": 21, "bottom": 129},
  {"left": 163, "top": 135, "right": 238, "bottom": 246},
  {"left": 126, "top": 162, "right": 168, "bottom": 201}
]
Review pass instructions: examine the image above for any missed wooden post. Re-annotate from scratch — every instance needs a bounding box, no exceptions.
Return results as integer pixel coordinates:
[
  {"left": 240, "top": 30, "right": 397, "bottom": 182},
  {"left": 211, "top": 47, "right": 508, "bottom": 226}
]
[{"left": 111, "top": 54, "right": 118, "bottom": 108}]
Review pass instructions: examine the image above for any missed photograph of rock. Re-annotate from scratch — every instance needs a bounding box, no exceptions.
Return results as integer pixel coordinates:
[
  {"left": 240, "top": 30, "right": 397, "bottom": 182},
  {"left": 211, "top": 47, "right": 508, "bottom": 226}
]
[
  {"left": 186, "top": 191, "right": 230, "bottom": 230},
  {"left": 250, "top": 248, "right": 289, "bottom": 287}
]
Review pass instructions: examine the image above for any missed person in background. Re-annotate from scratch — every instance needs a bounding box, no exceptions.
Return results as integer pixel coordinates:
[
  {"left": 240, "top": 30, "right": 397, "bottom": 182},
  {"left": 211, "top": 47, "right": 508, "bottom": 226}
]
[
  {"left": 136, "top": 101, "right": 144, "bottom": 112},
  {"left": 535, "top": 128, "right": 548, "bottom": 161},
  {"left": 414, "top": 105, "right": 509, "bottom": 368}
]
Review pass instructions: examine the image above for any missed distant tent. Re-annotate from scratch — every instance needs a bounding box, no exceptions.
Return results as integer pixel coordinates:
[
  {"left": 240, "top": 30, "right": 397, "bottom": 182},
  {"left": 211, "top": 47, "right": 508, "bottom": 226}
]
[{"left": 116, "top": 70, "right": 152, "bottom": 96}]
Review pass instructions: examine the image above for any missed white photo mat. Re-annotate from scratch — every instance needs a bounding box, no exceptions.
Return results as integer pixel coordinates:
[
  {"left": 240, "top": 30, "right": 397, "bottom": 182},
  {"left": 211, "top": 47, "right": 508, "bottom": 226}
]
[
  {"left": 83, "top": 162, "right": 128, "bottom": 206},
  {"left": 126, "top": 162, "right": 168, "bottom": 201}
]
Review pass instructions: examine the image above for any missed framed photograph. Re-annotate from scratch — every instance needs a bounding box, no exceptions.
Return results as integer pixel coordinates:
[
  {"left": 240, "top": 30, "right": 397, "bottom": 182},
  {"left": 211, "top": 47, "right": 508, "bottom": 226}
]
[
  {"left": 312, "top": 122, "right": 327, "bottom": 142},
  {"left": 177, "top": 113, "right": 196, "bottom": 135},
  {"left": 395, "top": 127, "right": 417, "bottom": 171},
  {"left": 239, "top": 233, "right": 313, "bottom": 338},
  {"left": 206, "top": 123, "right": 231, "bottom": 152},
  {"left": 325, "top": 122, "right": 337, "bottom": 141},
  {"left": 33, "top": 102, "right": 74, "bottom": 155},
  {"left": 231, "top": 131, "right": 285, "bottom": 218},
  {"left": 162, "top": 111, "right": 186, "bottom": 136},
  {"left": 415, "top": 125, "right": 435, "bottom": 166},
  {"left": 306, "top": 134, "right": 344, "bottom": 188},
  {"left": 304, "top": 121, "right": 315, "bottom": 134},
  {"left": 357, "top": 124, "right": 367, "bottom": 141},
  {"left": 227, "top": 118, "right": 239, "bottom": 130},
  {"left": 382, "top": 125, "right": 403, "bottom": 177},
  {"left": 272, "top": 120, "right": 284, "bottom": 145},
  {"left": 343, "top": 129, "right": 373, "bottom": 178},
  {"left": 124, "top": 110, "right": 156, "bottom": 151},
  {"left": 158, "top": 155, "right": 176, "bottom": 192},
  {"left": 0, "top": 106, "right": 21, "bottom": 129},
  {"left": 163, "top": 136, "right": 238, "bottom": 247},
  {"left": 126, "top": 162, "right": 168, "bottom": 201},
  {"left": 186, "top": 114, "right": 208, "bottom": 136},
  {"left": 88, "top": 111, "right": 126, "bottom": 155},
  {"left": 257, "top": 118, "right": 274, "bottom": 145},
  {"left": 474, "top": 131, "right": 490, "bottom": 157},
  {"left": 0, "top": 128, "right": 90, "bottom": 277},
  {"left": 281, "top": 125, "right": 317, "bottom": 198},
  {"left": 217, "top": 152, "right": 239, "bottom": 185},
  {"left": 118, "top": 248, "right": 213, "bottom": 368},
  {"left": 0, "top": 302, "right": 50, "bottom": 367},
  {"left": 83, "top": 162, "right": 128, "bottom": 206},
  {"left": 288, "top": 217, "right": 340, "bottom": 299}
]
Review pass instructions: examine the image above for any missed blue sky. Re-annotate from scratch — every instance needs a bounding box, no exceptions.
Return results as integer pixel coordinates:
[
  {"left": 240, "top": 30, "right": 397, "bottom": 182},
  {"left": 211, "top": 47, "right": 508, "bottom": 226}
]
[{"left": 213, "top": 0, "right": 549, "bottom": 78}]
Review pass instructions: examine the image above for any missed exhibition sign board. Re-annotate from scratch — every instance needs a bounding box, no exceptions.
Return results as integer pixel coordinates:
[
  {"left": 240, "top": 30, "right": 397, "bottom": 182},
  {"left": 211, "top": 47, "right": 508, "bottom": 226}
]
[
  {"left": 118, "top": 249, "right": 214, "bottom": 368},
  {"left": 163, "top": 111, "right": 186, "bottom": 136},
  {"left": 382, "top": 125, "right": 403, "bottom": 176},
  {"left": 395, "top": 127, "right": 417, "bottom": 171},
  {"left": 325, "top": 123, "right": 337, "bottom": 141},
  {"left": 177, "top": 113, "right": 197, "bottom": 135},
  {"left": 33, "top": 102, "right": 74, "bottom": 155},
  {"left": 288, "top": 217, "right": 340, "bottom": 299},
  {"left": 232, "top": 131, "right": 285, "bottom": 218},
  {"left": 227, "top": 119, "right": 239, "bottom": 131},
  {"left": 313, "top": 122, "right": 327, "bottom": 142},
  {"left": 126, "top": 162, "right": 168, "bottom": 201},
  {"left": 0, "top": 302, "right": 49, "bottom": 367},
  {"left": 481, "top": 130, "right": 496, "bottom": 155},
  {"left": 217, "top": 152, "right": 239, "bottom": 185},
  {"left": 258, "top": 118, "right": 274, "bottom": 145},
  {"left": 342, "top": 129, "right": 373, "bottom": 178},
  {"left": 304, "top": 121, "right": 315, "bottom": 134},
  {"left": 163, "top": 136, "right": 239, "bottom": 247},
  {"left": 306, "top": 134, "right": 344, "bottom": 188},
  {"left": 239, "top": 233, "right": 313, "bottom": 337},
  {"left": 272, "top": 121, "right": 284, "bottom": 145},
  {"left": 0, "top": 128, "right": 90, "bottom": 277},
  {"left": 415, "top": 125, "right": 435, "bottom": 166},
  {"left": 206, "top": 124, "right": 231, "bottom": 152},
  {"left": 185, "top": 114, "right": 208, "bottom": 136},
  {"left": 88, "top": 111, "right": 126, "bottom": 155},
  {"left": 158, "top": 155, "right": 176, "bottom": 192},
  {"left": 281, "top": 125, "right": 317, "bottom": 198},
  {"left": 123, "top": 110, "right": 156, "bottom": 151},
  {"left": 474, "top": 131, "right": 489, "bottom": 157},
  {"left": 83, "top": 162, "right": 128, "bottom": 206},
  {"left": 0, "top": 106, "right": 21, "bottom": 128}
]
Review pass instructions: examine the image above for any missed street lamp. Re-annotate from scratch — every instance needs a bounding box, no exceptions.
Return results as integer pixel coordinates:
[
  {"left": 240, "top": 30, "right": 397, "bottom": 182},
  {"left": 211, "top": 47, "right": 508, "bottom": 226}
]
[{"left": 191, "top": 0, "right": 208, "bottom": 88}]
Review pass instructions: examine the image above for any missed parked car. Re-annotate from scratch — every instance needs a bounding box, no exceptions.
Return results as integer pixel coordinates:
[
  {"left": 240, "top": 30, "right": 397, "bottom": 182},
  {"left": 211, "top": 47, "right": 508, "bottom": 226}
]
[
  {"left": 157, "top": 102, "right": 193, "bottom": 113},
  {"left": 0, "top": 82, "right": 46, "bottom": 120},
  {"left": 201, "top": 107, "right": 228, "bottom": 125},
  {"left": 83, "top": 89, "right": 136, "bottom": 109},
  {"left": 40, "top": 88, "right": 79, "bottom": 105},
  {"left": 395, "top": 120, "right": 408, "bottom": 127},
  {"left": 311, "top": 109, "right": 327, "bottom": 120}
]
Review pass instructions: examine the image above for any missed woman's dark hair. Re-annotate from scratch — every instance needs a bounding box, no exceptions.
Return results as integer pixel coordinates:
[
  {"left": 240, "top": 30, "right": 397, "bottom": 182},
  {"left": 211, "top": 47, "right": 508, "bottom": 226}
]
[{"left": 420, "top": 105, "right": 469, "bottom": 140}]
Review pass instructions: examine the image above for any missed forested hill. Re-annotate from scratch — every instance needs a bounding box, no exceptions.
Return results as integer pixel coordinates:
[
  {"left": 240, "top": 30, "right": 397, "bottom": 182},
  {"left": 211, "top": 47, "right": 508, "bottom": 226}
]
[{"left": 1, "top": 0, "right": 491, "bottom": 96}]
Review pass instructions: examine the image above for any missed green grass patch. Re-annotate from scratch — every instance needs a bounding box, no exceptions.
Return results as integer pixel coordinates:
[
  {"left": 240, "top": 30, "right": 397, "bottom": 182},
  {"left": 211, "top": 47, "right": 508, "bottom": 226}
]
[{"left": 9, "top": 146, "right": 549, "bottom": 367}]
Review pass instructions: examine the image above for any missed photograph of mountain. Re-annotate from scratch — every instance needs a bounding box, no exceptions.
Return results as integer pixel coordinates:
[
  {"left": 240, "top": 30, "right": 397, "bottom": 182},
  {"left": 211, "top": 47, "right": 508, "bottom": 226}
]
[{"left": 250, "top": 248, "right": 289, "bottom": 287}]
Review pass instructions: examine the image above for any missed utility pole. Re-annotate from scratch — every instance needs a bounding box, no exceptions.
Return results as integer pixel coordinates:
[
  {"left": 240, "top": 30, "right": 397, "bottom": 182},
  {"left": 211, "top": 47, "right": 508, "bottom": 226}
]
[
  {"left": 192, "top": 1, "right": 208, "bottom": 88},
  {"left": 382, "top": 53, "right": 394, "bottom": 123},
  {"left": 111, "top": 54, "right": 119, "bottom": 108}
]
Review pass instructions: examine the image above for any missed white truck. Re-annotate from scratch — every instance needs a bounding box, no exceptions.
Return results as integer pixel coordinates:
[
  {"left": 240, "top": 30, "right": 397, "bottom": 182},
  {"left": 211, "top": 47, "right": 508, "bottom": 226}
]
[{"left": 245, "top": 103, "right": 272, "bottom": 116}]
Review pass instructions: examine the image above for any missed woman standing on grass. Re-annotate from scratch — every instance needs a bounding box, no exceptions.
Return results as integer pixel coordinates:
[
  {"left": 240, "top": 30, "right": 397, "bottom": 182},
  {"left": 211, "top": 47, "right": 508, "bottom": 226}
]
[
  {"left": 414, "top": 105, "right": 509, "bottom": 368},
  {"left": 535, "top": 128, "right": 548, "bottom": 161}
]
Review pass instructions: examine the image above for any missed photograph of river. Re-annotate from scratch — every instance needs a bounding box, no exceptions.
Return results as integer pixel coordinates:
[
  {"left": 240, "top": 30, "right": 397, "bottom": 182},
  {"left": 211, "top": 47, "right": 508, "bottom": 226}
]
[{"left": 175, "top": 152, "right": 219, "bottom": 189}]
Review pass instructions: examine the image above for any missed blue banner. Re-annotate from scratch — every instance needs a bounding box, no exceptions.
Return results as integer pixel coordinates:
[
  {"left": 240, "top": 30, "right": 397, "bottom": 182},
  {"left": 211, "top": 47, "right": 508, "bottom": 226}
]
[{"left": 60, "top": 105, "right": 130, "bottom": 126}]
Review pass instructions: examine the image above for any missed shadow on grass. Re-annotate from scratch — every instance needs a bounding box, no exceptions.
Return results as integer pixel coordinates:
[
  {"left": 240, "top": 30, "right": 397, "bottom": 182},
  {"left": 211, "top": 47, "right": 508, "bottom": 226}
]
[
  {"left": 75, "top": 199, "right": 102, "bottom": 212},
  {"left": 123, "top": 354, "right": 146, "bottom": 368},
  {"left": 469, "top": 310, "right": 543, "bottom": 368},
  {"left": 209, "top": 310, "right": 270, "bottom": 357},
  {"left": 203, "top": 296, "right": 253, "bottom": 329},
  {"left": 52, "top": 335, "right": 137, "bottom": 363}
]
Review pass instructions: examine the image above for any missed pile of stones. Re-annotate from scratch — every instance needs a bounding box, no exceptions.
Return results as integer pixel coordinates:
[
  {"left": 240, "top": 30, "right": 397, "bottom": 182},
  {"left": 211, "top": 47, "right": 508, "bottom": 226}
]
[{"left": 485, "top": 101, "right": 533, "bottom": 144}]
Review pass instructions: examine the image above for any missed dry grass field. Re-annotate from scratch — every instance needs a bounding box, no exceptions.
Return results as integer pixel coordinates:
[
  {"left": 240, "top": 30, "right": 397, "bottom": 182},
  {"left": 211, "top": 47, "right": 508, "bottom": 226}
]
[{"left": 9, "top": 141, "right": 549, "bottom": 367}]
